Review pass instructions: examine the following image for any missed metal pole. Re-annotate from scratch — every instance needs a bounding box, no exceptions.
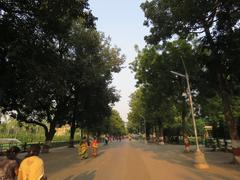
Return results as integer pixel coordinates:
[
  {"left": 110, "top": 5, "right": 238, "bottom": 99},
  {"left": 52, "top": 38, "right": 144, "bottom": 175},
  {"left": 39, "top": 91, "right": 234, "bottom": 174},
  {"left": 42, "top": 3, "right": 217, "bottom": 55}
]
[
  {"left": 170, "top": 59, "right": 208, "bottom": 169},
  {"left": 186, "top": 74, "right": 200, "bottom": 151},
  {"left": 181, "top": 58, "right": 200, "bottom": 151}
]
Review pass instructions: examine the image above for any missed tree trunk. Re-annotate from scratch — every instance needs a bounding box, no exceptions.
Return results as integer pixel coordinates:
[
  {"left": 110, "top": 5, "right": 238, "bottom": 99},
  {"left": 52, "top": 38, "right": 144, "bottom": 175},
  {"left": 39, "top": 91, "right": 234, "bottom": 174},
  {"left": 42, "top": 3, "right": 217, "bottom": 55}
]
[
  {"left": 69, "top": 120, "right": 76, "bottom": 148},
  {"left": 43, "top": 122, "right": 56, "bottom": 153},
  {"left": 80, "top": 128, "right": 84, "bottom": 139},
  {"left": 154, "top": 124, "right": 157, "bottom": 143},
  {"left": 158, "top": 120, "right": 164, "bottom": 145},
  {"left": 146, "top": 122, "right": 150, "bottom": 141},
  {"left": 219, "top": 74, "right": 240, "bottom": 164},
  {"left": 204, "top": 21, "right": 240, "bottom": 164}
]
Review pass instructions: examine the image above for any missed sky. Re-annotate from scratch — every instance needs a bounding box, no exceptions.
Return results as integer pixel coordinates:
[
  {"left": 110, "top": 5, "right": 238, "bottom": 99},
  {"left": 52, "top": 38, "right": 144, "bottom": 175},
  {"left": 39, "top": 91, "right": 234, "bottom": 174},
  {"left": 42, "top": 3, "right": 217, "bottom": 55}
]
[{"left": 89, "top": 0, "right": 149, "bottom": 122}]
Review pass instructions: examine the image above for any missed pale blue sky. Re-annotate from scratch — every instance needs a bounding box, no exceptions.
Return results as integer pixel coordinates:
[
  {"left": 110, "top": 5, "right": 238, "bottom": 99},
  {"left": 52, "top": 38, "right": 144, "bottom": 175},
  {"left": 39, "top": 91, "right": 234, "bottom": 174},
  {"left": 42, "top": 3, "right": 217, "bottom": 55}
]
[{"left": 89, "top": 0, "right": 149, "bottom": 122}]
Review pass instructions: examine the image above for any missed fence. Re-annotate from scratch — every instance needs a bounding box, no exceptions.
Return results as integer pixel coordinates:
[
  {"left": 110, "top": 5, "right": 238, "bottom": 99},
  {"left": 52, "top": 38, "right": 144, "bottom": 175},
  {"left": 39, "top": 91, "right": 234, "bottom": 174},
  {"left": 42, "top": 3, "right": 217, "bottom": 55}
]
[
  {"left": 0, "top": 140, "right": 80, "bottom": 155},
  {"left": 205, "top": 138, "right": 232, "bottom": 152}
]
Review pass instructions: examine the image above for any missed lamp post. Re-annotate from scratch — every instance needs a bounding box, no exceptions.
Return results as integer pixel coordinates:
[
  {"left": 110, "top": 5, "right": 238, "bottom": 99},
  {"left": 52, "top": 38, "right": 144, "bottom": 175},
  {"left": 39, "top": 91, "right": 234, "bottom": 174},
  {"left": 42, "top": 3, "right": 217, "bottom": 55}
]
[
  {"left": 170, "top": 70, "right": 200, "bottom": 151},
  {"left": 170, "top": 58, "right": 209, "bottom": 169}
]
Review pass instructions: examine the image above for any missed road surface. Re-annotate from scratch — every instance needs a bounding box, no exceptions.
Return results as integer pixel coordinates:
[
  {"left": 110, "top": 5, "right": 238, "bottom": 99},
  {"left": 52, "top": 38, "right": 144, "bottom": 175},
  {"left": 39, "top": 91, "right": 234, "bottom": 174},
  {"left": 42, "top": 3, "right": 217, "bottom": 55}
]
[{"left": 42, "top": 140, "right": 240, "bottom": 180}]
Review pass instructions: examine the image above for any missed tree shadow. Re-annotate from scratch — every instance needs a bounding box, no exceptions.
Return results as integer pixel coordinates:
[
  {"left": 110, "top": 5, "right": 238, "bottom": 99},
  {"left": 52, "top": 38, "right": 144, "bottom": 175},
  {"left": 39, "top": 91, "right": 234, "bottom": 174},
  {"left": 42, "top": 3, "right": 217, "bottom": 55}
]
[
  {"left": 81, "top": 141, "right": 123, "bottom": 165},
  {"left": 43, "top": 141, "right": 122, "bottom": 173},
  {"left": 131, "top": 141, "right": 240, "bottom": 180},
  {"left": 63, "top": 170, "right": 96, "bottom": 180}
]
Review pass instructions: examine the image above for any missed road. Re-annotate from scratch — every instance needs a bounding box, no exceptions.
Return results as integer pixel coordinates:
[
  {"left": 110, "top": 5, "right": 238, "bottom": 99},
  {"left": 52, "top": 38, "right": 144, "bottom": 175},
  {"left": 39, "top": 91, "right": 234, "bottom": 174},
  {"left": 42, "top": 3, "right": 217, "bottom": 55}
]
[{"left": 42, "top": 140, "right": 240, "bottom": 180}]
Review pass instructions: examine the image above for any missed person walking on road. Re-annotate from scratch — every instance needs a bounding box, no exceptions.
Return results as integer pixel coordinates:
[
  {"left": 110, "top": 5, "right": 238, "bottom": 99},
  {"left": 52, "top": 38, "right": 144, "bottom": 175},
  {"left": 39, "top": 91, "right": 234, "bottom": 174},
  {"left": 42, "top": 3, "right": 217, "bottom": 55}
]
[
  {"left": 91, "top": 136, "right": 98, "bottom": 157},
  {"left": 104, "top": 135, "right": 109, "bottom": 145},
  {"left": 183, "top": 135, "right": 190, "bottom": 152},
  {"left": 18, "top": 144, "right": 47, "bottom": 180},
  {"left": 79, "top": 137, "right": 88, "bottom": 160}
]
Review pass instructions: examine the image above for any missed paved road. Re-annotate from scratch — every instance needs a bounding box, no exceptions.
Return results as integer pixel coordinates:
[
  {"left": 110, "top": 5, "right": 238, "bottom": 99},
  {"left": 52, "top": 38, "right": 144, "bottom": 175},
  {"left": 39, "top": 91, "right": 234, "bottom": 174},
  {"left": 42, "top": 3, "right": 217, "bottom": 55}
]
[{"left": 42, "top": 140, "right": 240, "bottom": 180}]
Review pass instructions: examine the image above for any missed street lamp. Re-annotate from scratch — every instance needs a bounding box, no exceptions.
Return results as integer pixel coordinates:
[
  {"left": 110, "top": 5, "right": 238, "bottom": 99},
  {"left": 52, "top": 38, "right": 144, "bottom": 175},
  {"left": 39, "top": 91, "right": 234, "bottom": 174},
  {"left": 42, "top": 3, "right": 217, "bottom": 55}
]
[
  {"left": 170, "top": 70, "right": 200, "bottom": 151},
  {"left": 170, "top": 58, "right": 209, "bottom": 169}
]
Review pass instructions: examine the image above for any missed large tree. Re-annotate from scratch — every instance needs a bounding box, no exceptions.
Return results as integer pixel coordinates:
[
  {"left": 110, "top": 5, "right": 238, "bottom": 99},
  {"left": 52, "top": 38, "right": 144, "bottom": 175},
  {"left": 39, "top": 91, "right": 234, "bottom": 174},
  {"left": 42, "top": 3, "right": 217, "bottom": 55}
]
[
  {"left": 127, "top": 88, "right": 146, "bottom": 135},
  {"left": 65, "top": 24, "right": 124, "bottom": 145},
  {"left": 131, "top": 40, "right": 199, "bottom": 142},
  {"left": 141, "top": 0, "right": 240, "bottom": 163},
  {"left": 0, "top": 0, "right": 100, "bottom": 147},
  {"left": 103, "top": 109, "right": 126, "bottom": 136}
]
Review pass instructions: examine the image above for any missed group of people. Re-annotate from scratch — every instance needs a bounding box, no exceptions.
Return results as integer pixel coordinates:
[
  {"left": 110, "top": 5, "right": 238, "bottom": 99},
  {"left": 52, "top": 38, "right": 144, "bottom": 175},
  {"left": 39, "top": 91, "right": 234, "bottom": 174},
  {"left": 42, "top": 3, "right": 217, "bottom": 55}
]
[
  {"left": 0, "top": 144, "right": 46, "bottom": 180},
  {"left": 78, "top": 136, "right": 98, "bottom": 160},
  {"left": 1, "top": 137, "right": 100, "bottom": 179},
  {"left": 104, "top": 135, "right": 123, "bottom": 145}
]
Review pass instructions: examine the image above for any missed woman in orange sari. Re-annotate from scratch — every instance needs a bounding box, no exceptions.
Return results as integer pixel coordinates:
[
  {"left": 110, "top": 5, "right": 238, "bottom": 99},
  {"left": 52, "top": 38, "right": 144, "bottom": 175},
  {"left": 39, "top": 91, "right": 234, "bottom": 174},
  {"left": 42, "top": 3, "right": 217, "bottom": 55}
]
[{"left": 91, "top": 136, "right": 98, "bottom": 157}]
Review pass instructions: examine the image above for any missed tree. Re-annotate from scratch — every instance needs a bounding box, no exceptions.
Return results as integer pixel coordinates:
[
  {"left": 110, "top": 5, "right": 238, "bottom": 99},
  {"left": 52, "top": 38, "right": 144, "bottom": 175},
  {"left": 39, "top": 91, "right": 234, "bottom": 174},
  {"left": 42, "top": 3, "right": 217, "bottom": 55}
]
[
  {"left": 103, "top": 109, "right": 126, "bottom": 136},
  {"left": 130, "top": 39, "right": 200, "bottom": 143},
  {"left": 65, "top": 25, "right": 124, "bottom": 145},
  {"left": 127, "top": 88, "right": 146, "bottom": 135},
  {"left": 0, "top": 0, "right": 96, "bottom": 146},
  {"left": 141, "top": 0, "right": 240, "bottom": 163}
]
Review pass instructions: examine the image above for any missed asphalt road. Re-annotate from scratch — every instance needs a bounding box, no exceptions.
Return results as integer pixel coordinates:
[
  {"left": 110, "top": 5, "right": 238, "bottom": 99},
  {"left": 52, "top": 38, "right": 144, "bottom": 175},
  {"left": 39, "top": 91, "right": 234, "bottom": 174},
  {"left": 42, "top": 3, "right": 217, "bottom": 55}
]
[{"left": 42, "top": 140, "right": 240, "bottom": 180}]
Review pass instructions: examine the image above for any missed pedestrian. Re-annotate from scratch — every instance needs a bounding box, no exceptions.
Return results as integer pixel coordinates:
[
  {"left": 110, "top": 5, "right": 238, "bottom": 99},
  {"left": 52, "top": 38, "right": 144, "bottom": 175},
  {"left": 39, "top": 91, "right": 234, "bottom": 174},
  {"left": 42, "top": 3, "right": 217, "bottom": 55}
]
[
  {"left": 91, "top": 136, "right": 98, "bottom": 157},
  {"left": 18, "top": 144, "right": 47, "bottom": 180},
  {"left": 79, "top": 137, "right": 88, "bottom": 160},
  {"left": 183, "top": 135, "right": 190, "bottom": 152},
  {"left": 104, "top": 136, "right": 108, "bottom": 145},
  {"left": 0, "top": 146, "right": 21, "bottom": 180}
]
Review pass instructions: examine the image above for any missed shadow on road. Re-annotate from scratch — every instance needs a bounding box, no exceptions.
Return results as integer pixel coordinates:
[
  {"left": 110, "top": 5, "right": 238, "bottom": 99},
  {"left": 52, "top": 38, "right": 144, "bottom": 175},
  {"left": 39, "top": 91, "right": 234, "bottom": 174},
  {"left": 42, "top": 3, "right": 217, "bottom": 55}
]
[
  {"left": 42, "top": 147, "right": 83, "bottom": 173},
  {"left": 130, "top": 141, "right": 240, "bottom": 180},
  {"left": 43, "top": 141, "right": 123, "bottom": 175},
  {"left": 63, "top": 170, "right": 96, "bottom": 180}
]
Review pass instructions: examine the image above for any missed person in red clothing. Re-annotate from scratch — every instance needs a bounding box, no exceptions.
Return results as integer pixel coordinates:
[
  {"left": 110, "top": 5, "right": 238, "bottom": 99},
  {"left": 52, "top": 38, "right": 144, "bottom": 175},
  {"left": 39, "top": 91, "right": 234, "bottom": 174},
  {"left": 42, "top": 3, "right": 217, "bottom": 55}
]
[
  {"left": 91, "top": 136, "right": 98, "bottom": 157},
  {"left": 184, "top": 134, "right": 190, "bottom": 152}
]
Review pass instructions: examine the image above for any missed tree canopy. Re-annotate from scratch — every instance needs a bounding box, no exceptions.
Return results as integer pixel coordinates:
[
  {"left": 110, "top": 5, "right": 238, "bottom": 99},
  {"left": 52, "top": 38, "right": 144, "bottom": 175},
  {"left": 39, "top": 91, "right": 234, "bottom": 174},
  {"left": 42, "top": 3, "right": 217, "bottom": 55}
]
[
  {"left": 0, "top": 0, "right": 125, "bottom": 145},
  {"left": 138, "top": 0, "right": 240, "bottom": 161}
]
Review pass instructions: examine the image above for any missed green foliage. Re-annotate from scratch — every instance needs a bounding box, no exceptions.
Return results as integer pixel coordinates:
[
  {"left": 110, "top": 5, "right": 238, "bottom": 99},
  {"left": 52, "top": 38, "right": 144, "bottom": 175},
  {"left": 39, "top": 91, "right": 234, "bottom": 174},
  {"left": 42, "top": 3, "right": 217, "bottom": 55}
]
[
  {"left": 129, "top": 39, "right": 201, "bottom": 137},
  {"left": 127, "top": 88, "right": 146, "bottom": 134},
  {"left": 141, "top": 0, "right": 240, "bottom": 140},
  {"left": 0, "top": 1, "right": 124, "bottom": 143},
  {"left": 103, "top": 109, "right": 126, "bottom": 136},
  {"left": 200, "top": 95, "right": 224, "bottom": 123},
  {"left": 0, "top": 119, "right": 80, "bottom": 143},
  {"left": 0, "top": 0, "right": 96, "bottom": 141}
]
